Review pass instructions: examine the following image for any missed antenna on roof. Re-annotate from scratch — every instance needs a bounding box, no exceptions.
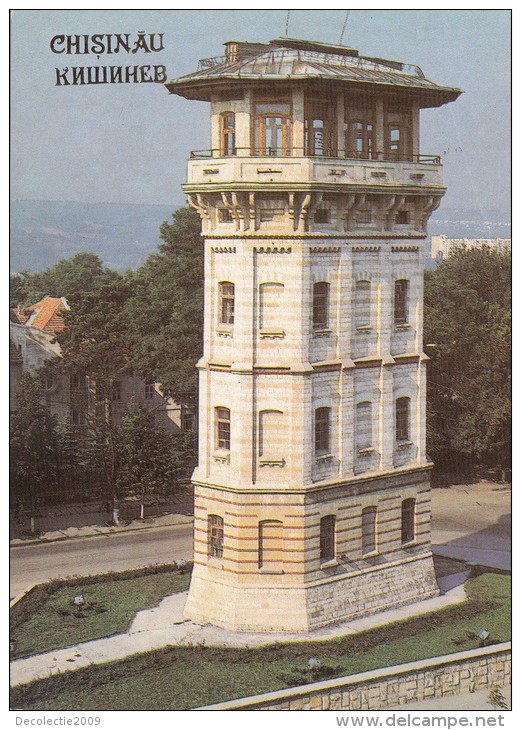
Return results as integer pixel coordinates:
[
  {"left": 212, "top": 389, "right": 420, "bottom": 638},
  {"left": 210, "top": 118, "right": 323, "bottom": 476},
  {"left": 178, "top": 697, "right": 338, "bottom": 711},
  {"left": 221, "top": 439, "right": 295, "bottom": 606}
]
[
  {"left": 285, "top": 10, "right": 291, "bottom": 37},
  {"left": 339, "top": 10, "right": 351, "bottom": 45}
]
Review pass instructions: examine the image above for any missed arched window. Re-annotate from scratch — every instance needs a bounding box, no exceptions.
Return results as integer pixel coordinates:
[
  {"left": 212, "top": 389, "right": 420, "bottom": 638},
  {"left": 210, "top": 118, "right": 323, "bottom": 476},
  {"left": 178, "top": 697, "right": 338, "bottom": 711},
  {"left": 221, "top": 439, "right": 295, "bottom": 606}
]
[
  {"left": 394, "top": 279, "right": 409, "bottom": 324},
  {"left": 315, "top": 406, "right": 331, "bottom": 454},
  {"left": 401, "top": 498, "right": 416, "bottom": 544},
  {"left": 396, "top": 397, "right": 410, "bottom": 442},
  {"left": 215, "top": 407, "right": 231, "bottom": 451},
  {"left": 220, "top": 112, "right": 236, "bottom": 156},
  {"left": 312, "top": 282, "right": 329, "bottom": 330},
  {"left": 320, "top": 515, "right": 336, "bottom": 562},
  {"left": 258, "top": 519, "right": 283, "bottom": 570},
  {"left": 354, "top": 280, "right": 371, "bottom": 328},
  {"left": 362, "top": 506, "right": 377, "bottom": 556},
  {"left": 218, "top": 281, "right": 235, "bottom": 325},
  {"left": 208, "top": 514, "right": 224, "bottom": 558}
]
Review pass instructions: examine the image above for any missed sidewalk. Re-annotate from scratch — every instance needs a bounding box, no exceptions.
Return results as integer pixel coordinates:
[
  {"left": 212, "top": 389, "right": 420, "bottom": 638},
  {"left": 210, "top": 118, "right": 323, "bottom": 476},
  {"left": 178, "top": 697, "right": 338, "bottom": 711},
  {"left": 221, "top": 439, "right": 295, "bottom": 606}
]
[
  {"left": 10, "top": 573, "right": 468, "bottom": 688},
  {"left": 10, "top": 512, "right": 192, "bottom": 548}
]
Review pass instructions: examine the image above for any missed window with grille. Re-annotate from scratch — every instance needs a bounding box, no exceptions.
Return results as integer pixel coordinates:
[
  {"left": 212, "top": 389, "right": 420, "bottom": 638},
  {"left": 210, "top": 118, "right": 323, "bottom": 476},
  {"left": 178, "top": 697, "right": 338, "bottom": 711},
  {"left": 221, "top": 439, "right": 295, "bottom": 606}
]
[
  {"left": 208, "top": 514, "right": 224, "bottom": 558},
  {"left": 144, "top": 381, "right": 155, "bottom": 400},
  {"left": 401, "top": 498, "right": 415, "bottom": 544},
  {"left": 320, "top": 515, "right": 336, "bottom": 562},
  {"left": 396, "top": 397, "right": 410, "bottom": 442},
  {"left": 394, "top": 279, "right": 409, "bottom": 324},
  {"left": 354, "top": 280, "right": 371, "bottom": 327},
  {"left": 215, "top": 407, "right": 231, "bottom": 450},
  {"left": 220, "top": 112, "right": 236, "bottom": 156},
  {"left": 362, "top": 506, "right": 377, "bottom": 555},
  {"left": 312, "top": 282, "right": 329, "bottom": 330},
  {"left": 315, "top": 406, "right": 331, "bottom": 454},
  {"left": 218, "top": 281, "right": 235, "bottom": 325}
]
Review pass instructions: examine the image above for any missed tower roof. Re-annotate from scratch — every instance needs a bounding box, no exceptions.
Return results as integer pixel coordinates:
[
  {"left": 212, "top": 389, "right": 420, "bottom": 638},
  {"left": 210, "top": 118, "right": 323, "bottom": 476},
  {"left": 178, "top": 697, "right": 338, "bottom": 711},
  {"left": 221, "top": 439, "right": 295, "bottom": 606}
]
[{"left": 166, "top": 37, "right": 462, "bottom": 108}]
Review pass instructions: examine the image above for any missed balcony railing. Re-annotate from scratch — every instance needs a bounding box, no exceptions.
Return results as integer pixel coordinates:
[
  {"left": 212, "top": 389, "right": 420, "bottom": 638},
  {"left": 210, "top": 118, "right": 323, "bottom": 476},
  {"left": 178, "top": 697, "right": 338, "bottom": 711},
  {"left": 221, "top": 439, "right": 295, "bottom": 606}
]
[{"left": 189, "top": 148, "right": 441, "bottom": 164}]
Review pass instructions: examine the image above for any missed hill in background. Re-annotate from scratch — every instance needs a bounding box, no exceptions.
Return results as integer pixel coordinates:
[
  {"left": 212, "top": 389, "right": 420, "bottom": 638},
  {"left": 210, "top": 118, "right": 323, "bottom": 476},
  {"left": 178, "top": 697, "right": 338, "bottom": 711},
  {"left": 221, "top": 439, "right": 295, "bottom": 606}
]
[{"left": 10, "top": 200, "right": 511, "bottom": 273}]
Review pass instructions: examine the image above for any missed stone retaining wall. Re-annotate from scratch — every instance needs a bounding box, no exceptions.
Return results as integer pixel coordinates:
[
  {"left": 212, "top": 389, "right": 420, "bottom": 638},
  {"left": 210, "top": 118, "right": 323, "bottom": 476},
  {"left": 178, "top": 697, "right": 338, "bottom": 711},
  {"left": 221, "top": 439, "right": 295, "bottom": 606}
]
[{"left": 196, "top": 643, "right": 511, "bottom": 711}]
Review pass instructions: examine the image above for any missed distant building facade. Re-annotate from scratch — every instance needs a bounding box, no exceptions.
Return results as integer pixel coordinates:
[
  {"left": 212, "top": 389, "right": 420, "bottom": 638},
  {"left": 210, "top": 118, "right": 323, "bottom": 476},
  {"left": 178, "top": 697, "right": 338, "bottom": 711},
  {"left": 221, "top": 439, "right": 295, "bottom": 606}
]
[
  {"left": 430, "top": 234, "right": 511, "bottom": 261},
  {"left": 9, "top": 296, "right": 192, "bottom": 433}
]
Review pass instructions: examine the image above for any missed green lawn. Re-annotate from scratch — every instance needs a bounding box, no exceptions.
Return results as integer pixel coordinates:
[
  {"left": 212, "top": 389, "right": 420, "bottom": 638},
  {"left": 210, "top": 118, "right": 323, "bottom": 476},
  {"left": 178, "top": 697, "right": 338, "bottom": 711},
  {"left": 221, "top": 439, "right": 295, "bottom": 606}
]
[
  {"left": 11, "top": 571, "right": 190, "bottom": 659},
  {"left": 11, "top": 572, "right": 511, "bottom": 711}
]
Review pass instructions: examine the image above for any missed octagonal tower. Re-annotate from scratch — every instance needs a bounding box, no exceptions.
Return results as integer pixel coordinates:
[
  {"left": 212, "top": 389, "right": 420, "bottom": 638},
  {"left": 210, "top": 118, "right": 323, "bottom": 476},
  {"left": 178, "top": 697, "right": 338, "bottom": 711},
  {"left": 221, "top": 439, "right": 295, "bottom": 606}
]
[{"left": 166, "top": 38, "right": 461, "bottom": 632}]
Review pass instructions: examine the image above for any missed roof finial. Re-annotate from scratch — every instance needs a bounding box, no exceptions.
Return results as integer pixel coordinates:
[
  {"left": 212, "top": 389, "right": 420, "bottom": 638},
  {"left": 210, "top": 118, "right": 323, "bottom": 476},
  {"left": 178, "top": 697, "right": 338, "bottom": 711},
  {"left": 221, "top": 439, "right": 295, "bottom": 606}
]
[
  {"left": 339, "top": 10, "right": 351, "bottom": 46},
  {"left": 285, "top": 10, "right": 291, "bottom": 37}
]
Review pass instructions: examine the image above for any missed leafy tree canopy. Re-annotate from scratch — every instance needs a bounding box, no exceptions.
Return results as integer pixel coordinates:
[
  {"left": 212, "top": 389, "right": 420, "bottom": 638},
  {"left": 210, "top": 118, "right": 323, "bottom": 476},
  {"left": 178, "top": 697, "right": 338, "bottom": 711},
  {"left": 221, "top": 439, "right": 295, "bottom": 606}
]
[
  {"left": 10, "top": 252, "right": 106, "bottom": 307},
  {"left": 424, "top": 248, "right": 511, "bottom": 468},
  {"left": 124, "top": 207, "right": 203, "bottom": 406}
]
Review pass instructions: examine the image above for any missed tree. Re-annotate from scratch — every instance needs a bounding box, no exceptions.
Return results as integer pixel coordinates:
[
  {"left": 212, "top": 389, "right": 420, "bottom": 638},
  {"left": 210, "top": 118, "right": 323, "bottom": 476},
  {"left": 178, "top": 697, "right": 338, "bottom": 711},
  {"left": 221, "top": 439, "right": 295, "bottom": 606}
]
[
  {"left": 125, "top": 207, "right": 203, "bottom": 406},
  {"left": 10, "top": 373, "right": 62, "bottom": 532},
  {"left": 10, "top": 252, "right": 106, "bottom": 307},
  {"left": 424, "top": 249, "right": 511, "bottom": 473}
]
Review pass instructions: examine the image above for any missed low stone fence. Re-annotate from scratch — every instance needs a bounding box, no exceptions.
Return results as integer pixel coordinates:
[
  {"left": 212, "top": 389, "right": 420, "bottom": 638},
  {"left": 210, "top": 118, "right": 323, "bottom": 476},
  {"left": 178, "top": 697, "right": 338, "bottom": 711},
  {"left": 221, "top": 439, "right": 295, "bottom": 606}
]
[{"left": 196, "top": 643, "right": 511, "bottom": 711}]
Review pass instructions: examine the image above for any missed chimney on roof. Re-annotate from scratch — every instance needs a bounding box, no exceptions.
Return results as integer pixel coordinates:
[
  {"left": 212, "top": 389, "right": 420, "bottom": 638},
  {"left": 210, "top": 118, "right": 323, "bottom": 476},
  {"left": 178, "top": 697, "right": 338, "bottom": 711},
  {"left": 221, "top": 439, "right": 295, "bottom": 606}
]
[{"left": 224, "top": 41, "right": 268, "bottom": 65}]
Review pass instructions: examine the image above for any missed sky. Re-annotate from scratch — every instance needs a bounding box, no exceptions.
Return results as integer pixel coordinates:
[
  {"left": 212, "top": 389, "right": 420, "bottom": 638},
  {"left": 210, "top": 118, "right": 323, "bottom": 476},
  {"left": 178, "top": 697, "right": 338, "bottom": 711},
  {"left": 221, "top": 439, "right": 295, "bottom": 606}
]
[{"left": 10, "top": 8, "right": 511, "bottom": 214}]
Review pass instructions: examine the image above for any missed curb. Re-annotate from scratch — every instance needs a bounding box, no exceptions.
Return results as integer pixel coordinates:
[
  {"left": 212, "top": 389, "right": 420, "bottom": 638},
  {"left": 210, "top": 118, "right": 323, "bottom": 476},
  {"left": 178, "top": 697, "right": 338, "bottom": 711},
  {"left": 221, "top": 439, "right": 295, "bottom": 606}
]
[{"left": 10, "top": 514, "right": 194, "bottom": 548}]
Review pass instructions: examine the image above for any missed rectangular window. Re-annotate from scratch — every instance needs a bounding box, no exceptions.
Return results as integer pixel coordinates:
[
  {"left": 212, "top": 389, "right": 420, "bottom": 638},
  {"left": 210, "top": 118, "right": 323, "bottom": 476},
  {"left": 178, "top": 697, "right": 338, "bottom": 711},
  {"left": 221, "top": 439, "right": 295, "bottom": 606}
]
[
  {"left": 356, "top": 210, "right": 372, "bottom": 224},
  {"left": 259, "top": 409, "right": 284, "bottom": 461},
  {"left": 356, "top": 401, "right": 373, "bottom": 450},
  {"left": 219, "top": 282, "right": 235, "bottom": 325},
  {"left": 221, "top": 112, "right": 236, "bottom": 156},
  {"left": 396, "top": 397, "right": 410, "bottom": 442},
  {"left": 314, "top": 208, "right": 330, "bottom": 224},
  {"left": 312, "top": 282, "right": 329, "bottom": 330},
  {"left": 253, "top": 100, "right": 291, "bottom": 156},
  {"left": 259, "top": 282, "right": 284, "bottom": 331},
  {"left": 315, "top": 406, "right": 331, "bottom": 454},
  {"left": 144, "top": 381, "right": 155, "bottom": 400},
  {"left": 218, "top": 208, "right": 233, "bottom": 223},
  {"left": 395, "top": 210, "right": 409, "bottom": 225},
  {"left": 394, "top": 279, "right": 409, "bottom": 324},
  {"left": 401, "top": 498, "right": 416, "bottom": 544},
  {"left": 71, "top": 409, "right": 86, "bottom": 426},
  {"left": 71, "top": 371, "right": 87, "bottom": 389},
  {"left": 181, "top": 406, "right": 195, "bottom": 433},
  {"left": 354, "top": 280, "right": 371, "bottom": 328},
  {"left": 111, "top": 381, "right": 121, "bottom": 402},
  {"left": 320, "top": 515, "right": 336, "bottom": 562},
  {"left": 362, "top": 506, "right": 377, "bottom": 555},
  {"left": 216, "top": 407, "right": 231, "bottom": 450},
  {"left": 208, "top": 514, "right": 224, "bottom": 558}
]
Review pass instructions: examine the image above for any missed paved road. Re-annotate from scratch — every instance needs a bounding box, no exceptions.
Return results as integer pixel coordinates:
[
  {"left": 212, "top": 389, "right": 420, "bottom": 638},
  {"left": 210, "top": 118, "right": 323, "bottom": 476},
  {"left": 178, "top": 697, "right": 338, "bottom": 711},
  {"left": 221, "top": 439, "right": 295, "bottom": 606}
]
[
  {"left": 431, "top": 482, "right": 511, "bottom": 570},
  {"left": 10, "top": 522, "right": 193, "bottom": 598},
  {"left": 10, "top": 481, "right": 510, "bottom": 599}
]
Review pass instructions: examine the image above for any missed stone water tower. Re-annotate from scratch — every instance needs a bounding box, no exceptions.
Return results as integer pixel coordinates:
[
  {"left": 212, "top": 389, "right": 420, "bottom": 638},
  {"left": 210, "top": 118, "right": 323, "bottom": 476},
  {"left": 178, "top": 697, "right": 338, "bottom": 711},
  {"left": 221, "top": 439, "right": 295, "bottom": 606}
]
[{"left": 166, "top": 38, "right": 461, "bottom": 632}]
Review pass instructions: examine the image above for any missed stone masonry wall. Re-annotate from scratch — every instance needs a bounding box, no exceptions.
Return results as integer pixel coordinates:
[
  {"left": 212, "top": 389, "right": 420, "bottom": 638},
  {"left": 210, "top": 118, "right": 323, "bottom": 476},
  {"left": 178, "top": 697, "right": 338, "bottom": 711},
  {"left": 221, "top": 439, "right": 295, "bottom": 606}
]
[
  {"left": 306, "top": 553, "right": 439, "bottom": 629},
  {"left": 196, "top": 643, "right": 511, "bottom": 711}
]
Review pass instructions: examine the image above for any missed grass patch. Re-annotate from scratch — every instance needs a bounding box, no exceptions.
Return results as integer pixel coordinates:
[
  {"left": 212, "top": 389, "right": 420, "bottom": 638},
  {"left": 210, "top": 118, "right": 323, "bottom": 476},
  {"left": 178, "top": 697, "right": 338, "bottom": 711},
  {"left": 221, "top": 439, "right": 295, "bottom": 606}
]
[
  {"left": 11, "top": 569, "right": 190, "bottom": 658},
  {"left": 11, "top": 572, "right": 510, "bottom": 711}
]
